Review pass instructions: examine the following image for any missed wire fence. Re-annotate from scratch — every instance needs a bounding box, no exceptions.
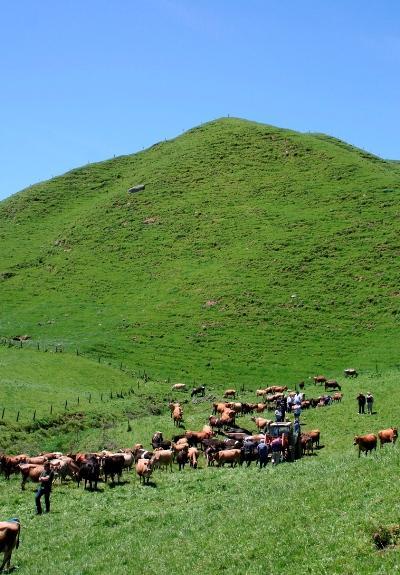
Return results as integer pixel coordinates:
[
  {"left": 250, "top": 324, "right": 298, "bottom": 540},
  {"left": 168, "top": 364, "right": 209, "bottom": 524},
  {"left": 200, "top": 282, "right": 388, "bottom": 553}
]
[{"left": 0, "top": 337, "right": 155, "bottom": 426}]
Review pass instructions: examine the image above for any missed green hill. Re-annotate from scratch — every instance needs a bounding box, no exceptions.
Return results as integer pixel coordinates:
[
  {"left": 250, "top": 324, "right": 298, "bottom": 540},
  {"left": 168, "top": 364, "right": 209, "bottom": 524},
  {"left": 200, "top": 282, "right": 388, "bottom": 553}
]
[{"left": 1, "top": 117, "right": 399, "bottom": 384}]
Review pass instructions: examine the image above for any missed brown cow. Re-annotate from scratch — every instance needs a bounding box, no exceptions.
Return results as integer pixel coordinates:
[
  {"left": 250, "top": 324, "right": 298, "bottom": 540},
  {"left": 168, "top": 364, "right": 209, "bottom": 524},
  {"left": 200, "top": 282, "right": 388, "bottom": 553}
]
[
  {"left": 0, "top": 455, "right": 28, "bottom": 480},
  {"left": 136, "top": 459, "right": 153, "bottom": 484},
  {"left": 332, "top": 392, "right": 343, "bottom": 402},
  {"left": 214, "top": 449, "right": 241, "bottom": 467},
  {"left": 173, "top": 405, "right": 183, "bottom": 427},
  {"left": 325, "top": 380, "right": 341, "bottom": 391},
  {"left": 378, "top": 428, "right": 398, "bottom": 448},
  {"left": 300, "top": 434, "right": 313, "bottom": 456},
  {"left": 151, "top": 449, "right": 173, "bottom": 472},
  {"left": 0, "top": 519, "right": 20, "bottom": 573},
  {"left": 353, "top": 434, "right": 377, "bottom": 457},
  {"left": 188, "top": 447, "right": 199, "bottom": 469},
  {"left": 224, "top": 389, "right": 236, "bottom": 399},
  {"left": 19, "top": 464, "right": 44, "bottom": 490},
  {"left": 308, "top": 429, "right": 320, "bottom": 449},
  {"left": 314, "top": 375, "right": 327, "bottom": 385},
  {"left": 251, "top": 417, "right": 272, "bottom": 432},
  {"left": 256, "top": 389, "right": 267, "bottom": 398}
]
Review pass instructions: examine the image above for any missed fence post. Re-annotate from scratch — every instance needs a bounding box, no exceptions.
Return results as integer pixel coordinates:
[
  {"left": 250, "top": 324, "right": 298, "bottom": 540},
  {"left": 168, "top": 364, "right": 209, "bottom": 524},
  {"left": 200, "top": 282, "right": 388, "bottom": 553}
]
[
  {"left": 77, "top": 396, "right": 79, "bottom": 405},
  {"left": 89, "top": 393, "right": 91, "bottom": 403},
  {"left": 101, "top": 393, "right": 103, "bottom": 402},
  {"left": 50, "top": 405, "right": 53, "bottom": 415},
  {"left": 65, "top": 400, "right": 68, "bottom": 410},
  {"left": 1, "top": 407, "right": 5, "bottom": 419},
  {"left": 37, "top": 342, "right": 40, "bottom": 351},
  {"left": 98, "top": 356, "right": 101, "bottom": 363},
  {"left": 16, "top": 411, "right": 20, "bottom": 422},
  {"left": 33, "top": 410, "right": 36, "bottom": 421},
  {"left": 110, "top": 391, "right": 113, "bottom": 399},
  {"left": 76, "top": 348, "right": 79, "bottom": 356}
]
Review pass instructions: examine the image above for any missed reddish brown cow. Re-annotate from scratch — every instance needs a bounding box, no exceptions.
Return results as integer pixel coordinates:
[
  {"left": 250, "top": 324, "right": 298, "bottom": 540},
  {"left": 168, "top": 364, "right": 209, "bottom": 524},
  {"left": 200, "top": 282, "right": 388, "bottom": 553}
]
[
  {"left": 188, "top": 447, "right": 199, "bottom": 468},
  {"left": 300, "top": 434, "right": 313, "bottom": 456},
  {"left": 314, "top": 375, "right": 327, "bottom": 385},
  {"left": 308, "top": 429, "right": 320, "bottom": 449},
  {"left": 332, "top": 392, "right": 343, "bottom": 402},
  {"left": 0, "top": 519, "right": 20, "bottom": 573},
  {"left": 19, "top": 464, "right": 44, "bottom": 490},
  {"left": 378, "top": 428, "right": 398, "bottom": 448},
  {"left": 0, "top": 455, "right": 28, "bottom": 480},
  {"left": 173, "top": 405, "right": 183, "bottom": 427},
  {"left": 353, "top": 434, "right": 377, "bottom": 457},
  {"left": 136, "top": 459, "right": 153, "bottom": 484},
  {"left": 224, "top": 389, "right": 236, "bottom": 399},
  {"left": 325, "top": 380, "right": 341, "bottom": 391},
  {"left": 214, "top": 449, "right": 241, "bottom": 467}
]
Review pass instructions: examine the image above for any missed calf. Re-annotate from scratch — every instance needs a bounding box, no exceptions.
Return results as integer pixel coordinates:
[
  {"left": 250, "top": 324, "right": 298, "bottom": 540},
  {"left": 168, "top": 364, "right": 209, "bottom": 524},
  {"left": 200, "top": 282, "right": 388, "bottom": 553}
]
[
  {"left": 313, "top": 375, "right": 327, "bottom": 385},
  {"left": 223, "top": 389, "right": 236, "bottom": 399},
  {"left": 353, "top": 434, "right": 377, "bottom": 457},
  {"left": 378, "top": 428, "right": 398, "bottom": 448},
  {"left": 176, "top": 448, "right": 189, "bottom": 471}
]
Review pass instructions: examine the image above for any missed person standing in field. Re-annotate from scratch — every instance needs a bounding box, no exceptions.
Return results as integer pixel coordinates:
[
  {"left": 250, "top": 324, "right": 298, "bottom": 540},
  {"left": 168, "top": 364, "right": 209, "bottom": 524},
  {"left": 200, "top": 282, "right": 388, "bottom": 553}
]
[
  {"left": 35, "top": 461, "right": 54, "bottom": 515},
  {"left": 357, "top": 393, "right": 366, "bottom": 414},
  {"left": 366, "top": 392, "right": 374, "bottom": 415}
]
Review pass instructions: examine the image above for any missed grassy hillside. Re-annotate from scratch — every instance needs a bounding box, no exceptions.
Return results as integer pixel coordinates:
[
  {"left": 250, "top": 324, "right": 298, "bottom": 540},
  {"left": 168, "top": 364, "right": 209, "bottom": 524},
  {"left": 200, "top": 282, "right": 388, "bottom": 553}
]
[{"left": 1, "top": 118, "right": 399, "bottom": 385}]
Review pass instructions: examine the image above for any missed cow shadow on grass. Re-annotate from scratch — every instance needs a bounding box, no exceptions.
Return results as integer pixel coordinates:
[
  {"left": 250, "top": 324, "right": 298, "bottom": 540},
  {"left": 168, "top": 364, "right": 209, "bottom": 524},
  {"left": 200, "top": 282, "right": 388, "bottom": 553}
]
[{"left": 107, "top": 480, "right": 129, "bottom": 489}]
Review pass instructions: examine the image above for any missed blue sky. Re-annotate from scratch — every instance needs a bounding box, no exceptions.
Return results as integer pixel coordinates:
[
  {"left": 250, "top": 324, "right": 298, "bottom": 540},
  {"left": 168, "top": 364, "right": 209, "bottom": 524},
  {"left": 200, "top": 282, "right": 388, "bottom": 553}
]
[{"left": 1, "top": 1, "right": 399, "bottom": 200}]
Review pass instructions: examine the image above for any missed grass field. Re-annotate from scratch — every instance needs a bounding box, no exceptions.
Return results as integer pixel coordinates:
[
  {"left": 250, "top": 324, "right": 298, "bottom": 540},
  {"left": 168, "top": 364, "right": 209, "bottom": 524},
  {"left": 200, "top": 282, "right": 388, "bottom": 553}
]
[{"left": 0, "top": 351, "right": 399, "bottom": 574}]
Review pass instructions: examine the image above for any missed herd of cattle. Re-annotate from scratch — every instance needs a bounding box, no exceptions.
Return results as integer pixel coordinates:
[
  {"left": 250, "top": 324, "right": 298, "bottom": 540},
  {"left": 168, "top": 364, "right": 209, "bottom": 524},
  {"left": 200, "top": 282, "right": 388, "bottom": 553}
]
[
  {"left": 1, "top": 378, "right": 396, "bottom": 492},
  {"left": 0, "top": 370, "right": 398, "bottom": 572}
]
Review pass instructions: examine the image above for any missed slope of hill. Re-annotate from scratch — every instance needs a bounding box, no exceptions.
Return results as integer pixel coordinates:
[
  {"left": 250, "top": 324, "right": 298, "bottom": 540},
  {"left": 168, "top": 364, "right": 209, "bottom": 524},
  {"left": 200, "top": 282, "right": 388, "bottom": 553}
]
[{"left": 1, "top": 118, "right": 399, "bottom": 384}]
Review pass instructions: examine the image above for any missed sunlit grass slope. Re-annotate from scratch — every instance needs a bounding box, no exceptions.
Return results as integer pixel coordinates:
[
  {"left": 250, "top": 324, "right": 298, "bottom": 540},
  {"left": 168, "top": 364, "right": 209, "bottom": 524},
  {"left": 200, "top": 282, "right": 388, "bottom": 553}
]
[{"left": 1, "top": 117, "right": 399, "bottom": 385}]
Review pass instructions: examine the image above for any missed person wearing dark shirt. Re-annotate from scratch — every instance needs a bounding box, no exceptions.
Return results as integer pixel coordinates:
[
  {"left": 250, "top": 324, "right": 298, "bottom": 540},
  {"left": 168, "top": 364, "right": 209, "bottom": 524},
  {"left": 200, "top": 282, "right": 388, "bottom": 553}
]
[
  {"left": 357, "top": 393, "right": 366, "bottom": 414},
  {"left": 35, "top": 461, "right": 54, "bottom": 515},
  {"left": 257, "top": 441, "right": 269, "bottom": 468}
]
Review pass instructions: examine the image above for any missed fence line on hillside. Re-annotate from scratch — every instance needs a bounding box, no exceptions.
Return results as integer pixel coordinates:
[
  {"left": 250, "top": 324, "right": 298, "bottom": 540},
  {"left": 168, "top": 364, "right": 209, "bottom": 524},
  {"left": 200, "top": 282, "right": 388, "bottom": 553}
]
[
  {"left": 0, "top": 382, "right": 147, "bottom": 427},
  {"left": 0, "top": 337, "right": 152, "bottom": 381}
]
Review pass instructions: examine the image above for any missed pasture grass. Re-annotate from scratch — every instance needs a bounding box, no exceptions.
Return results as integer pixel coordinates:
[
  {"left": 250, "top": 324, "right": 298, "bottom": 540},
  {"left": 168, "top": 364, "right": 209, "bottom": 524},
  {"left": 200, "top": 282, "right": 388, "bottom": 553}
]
[{"left": 0, "top": 350, "right": 399, "bottom": 573}]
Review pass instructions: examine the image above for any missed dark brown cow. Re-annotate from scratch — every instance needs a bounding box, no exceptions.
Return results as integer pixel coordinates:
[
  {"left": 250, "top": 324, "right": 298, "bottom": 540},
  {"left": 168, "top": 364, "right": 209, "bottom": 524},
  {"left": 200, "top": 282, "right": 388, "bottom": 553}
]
[
  {"left": 353, "top": 434, "right": 377, "bottom": 457},
  {"left": 0, "top": 519, "right": 20, "bottom": 573},
  {"left": 325, "top": 380, "right": 341, "bottom": 391},
  {"left": 0, "top": 455, "right": 28, "bottom": 480},
  {"left": 378, "top": 428, "right": 398, "bottom": 448},
  {"left": 300, "top": 434, "right": 313, "bottom": 456},
  {"left": 344, "top": 368, "right": 358, "bottom": 378}
]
